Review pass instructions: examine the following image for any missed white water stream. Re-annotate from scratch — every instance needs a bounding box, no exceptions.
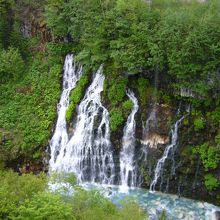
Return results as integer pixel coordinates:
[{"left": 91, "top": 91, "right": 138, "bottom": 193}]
[
  {"left": 50, "top": 62, "right": 115, "bottom": 184},
  {"left": 120, "top": 90, "right": 139, "bottom": 188},
  {"left": 150, "top": 116, "right": 185, "bottom": 192},
  {"left": 49, "top": 54, "right": 83, "bottom": 169}
]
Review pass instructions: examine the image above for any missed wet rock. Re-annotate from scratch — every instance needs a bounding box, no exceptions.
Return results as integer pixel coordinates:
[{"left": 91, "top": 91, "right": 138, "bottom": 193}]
[
  {"left": 214, "top": 211, "right": 220, "bottom": 220},
  {"left": 141, "top": 132, "right": 169, "bottom": 148}
]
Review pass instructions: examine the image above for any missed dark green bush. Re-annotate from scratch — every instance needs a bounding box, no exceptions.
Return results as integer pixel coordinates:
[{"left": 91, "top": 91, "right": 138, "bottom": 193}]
[
  {"left": 193, "top": 143, "right": 220, "bottom": 171},
  {"left": 194, "top": 118, "right": 205, "bottom": 131},
  {"left": 122, "top": 99, "right": 133, "bottom": 111},
  {"left": 110, "top": 108, "right": 124, "bottom": 132},
  {"left": 204, "top": 174, "right": 220, "bottom": 191},
  {"left": 14, "top": 192, "right": 74, "bottom": 220},
  {"left": 107, "top": 78, "right": 128, "bottom": 106},
  {"left": 0, "top": 170, "right": 47, "bottom": 219},
  {"left": 0, "top": 47, "right": 25, "bottom": 82}
]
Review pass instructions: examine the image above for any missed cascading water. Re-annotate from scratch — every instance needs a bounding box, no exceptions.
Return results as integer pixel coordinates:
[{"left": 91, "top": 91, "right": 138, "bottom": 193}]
[
  {"left": 48, "top": 55, "right": 220, "bottom": 219},
  {"left": 142, "top": 69, "right": 158, "bottom": 147},
  {"left": 150, "top": 116, "right": 185, "bottom": 192},
  {"left": 120, "top": 90, "right": 139, "bottom": 188},
  {"left": 52, "top": 66, "right": 115, "bottom": 185},
  {"left": 49, "top": 54, "right": 83, "bottom": 169}
]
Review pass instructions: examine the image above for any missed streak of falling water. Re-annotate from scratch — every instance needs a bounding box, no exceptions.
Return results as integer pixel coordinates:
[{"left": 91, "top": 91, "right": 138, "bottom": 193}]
[
  {"left": 49, "top": 54, "right": 83, "bottom": 169},
  {"left": 120, "top": 90, "right": 139, "bottom": 189},
  {"left": 52, "top": 66, "right": 115, "bottom": 185},
  {"left": 142, "top": 68, "right": 158, "bottom": 145},
  {"left": 150, "top": 116, "right": 185, "bottom": 192}
]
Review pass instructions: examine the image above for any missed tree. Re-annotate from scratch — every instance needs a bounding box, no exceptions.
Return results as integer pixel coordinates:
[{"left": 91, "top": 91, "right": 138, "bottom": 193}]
[
  {"left": 14, "top": 192, "right": 74, "bottom": 220},
  {"left": 0, "top": 47, "right": 25, "bottom": 82}
]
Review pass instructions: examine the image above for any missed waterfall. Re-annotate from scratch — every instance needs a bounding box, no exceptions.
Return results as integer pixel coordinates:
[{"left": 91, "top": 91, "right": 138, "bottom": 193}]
[
  {"left": 52, "top": 66, "right": 115, "bottom": 185},
  {"left": 142, "top": 69, "right": 158, "bottom": 147},
  {"left": 49, "top": 54, "right": 83, "bottom": 169},
  {"left": 150, "top": 116, "right": 185, "bottom": 192},
  {"left": 120, "top": 90, "right": 139, "bottom": 188}
]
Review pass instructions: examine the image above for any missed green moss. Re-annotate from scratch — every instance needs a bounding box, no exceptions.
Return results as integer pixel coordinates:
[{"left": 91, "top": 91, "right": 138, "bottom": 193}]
[
  {"left": 204, "top": 174, "right": 220, "bottom": 191},
  {"left": 122, "top": 99, "right": 133, "bottom": 111},
  {"left": 183, "top": 118, "right": 189, "bottom": 126},
  {"left": 194, "top": 118, "right": 205, "bottom": 131},
  {"left": 66, "top": 104, "right": 75, "bottom": 122},
  {"left": 110, "top": 108, "right": 124, "bottom": 132},
  {"left": 66, "top": 74, "right": 89, "bottom": 122}
]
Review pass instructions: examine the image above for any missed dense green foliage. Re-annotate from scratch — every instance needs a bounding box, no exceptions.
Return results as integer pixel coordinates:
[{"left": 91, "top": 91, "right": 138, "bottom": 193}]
[
  {"left": 193, "top": 143, "right": 220, "bottom": 171},
  {"left": 0, "top": 52, "right": 61, "bottom": 163},
  {"left": 110, "top": 108, "right": 124, "bottom": 132},
  {"left": 106, "top": 75, "right": 130, "bottom": 131},
  {"left": 0, "top": 170, "right": 47, "bottom": 219},
  {"left": 0, "top": 170, "right": 147, "bottom": 220},
  {"left": 204, "top": 174, "right": 220, "bottom": 191},
  {"left": 15, "top": 192, "right": 74, "bottom": 220},
  {"left": 122, "top": 100, "right": 134, "bottom": 113},
  {"left": 0, "top": 47, "right": 24, "bottom": 82},
  {"left": 0, "top": 0, "right": 63, "bottom": 165},
  {"left": 45, "top": 0, "right": 220, "bottom": 97}
]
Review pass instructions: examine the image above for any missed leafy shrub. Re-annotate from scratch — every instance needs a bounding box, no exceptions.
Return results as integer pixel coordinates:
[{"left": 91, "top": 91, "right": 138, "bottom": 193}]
[
  {"left": 70, "top": 189, "right": 146, "bottom": 220},
  {"left": 204, "top": 174, "right": 220, "bottom": 191},
  {"left": 207, "top": 107, "right": 220, "bottom": 127},
  {"left": 118, "top": 199, "right": 146, "bottom": 220},
  {"left": 104, "top": 74, "right": 128, "bottom": 132},
  {"left": 0, "top": 171, "right": 147, "bottom": 220},
  {"left": 0, "top": 47, "right": 25, "bottom": 82},
  {"left": 110, "top": 108, "right": 124, "bottom": 131},
  {"left": 46, "top": 42, "right": 73, "bottom": 57},
  {"left": 193, "top": 143, "right": 220, "bottom": 171},
  {"left": 160, "top": 92, "right": 171, "bottom": 105},
  {"left": 50, "top": 172, "right": 77, "bottom": 188},
  {"left": 107, "top": 78, "right": 128, "bottom": 106},
  {"left": 0, "top": 170, "right": 47, "bottom": 219},
  {"left": 122, "top": 100, "right": 133, "bottom": 111},
  {"left": 194, "top": 118, "right": 205, "bottom": 131},
  {"left": 122, "top": 99, "right": 134, "bottom": 118},
  {"left": 0, "top": 53, "right": 61, "bottom": 160},
  {"left": 70, "top": 189, "right": 117, "bottom": 220},
  {"left": 215, "top": 134, "right": 220, "bottom": 147},
  {"left": 14, "top": 192, "right": 74, "bottom": 220}
]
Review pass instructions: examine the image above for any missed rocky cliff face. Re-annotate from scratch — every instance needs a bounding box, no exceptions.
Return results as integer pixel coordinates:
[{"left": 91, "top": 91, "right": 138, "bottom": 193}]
[{"left": 105, "top": 73, "right": 220, "bottom": 205}]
